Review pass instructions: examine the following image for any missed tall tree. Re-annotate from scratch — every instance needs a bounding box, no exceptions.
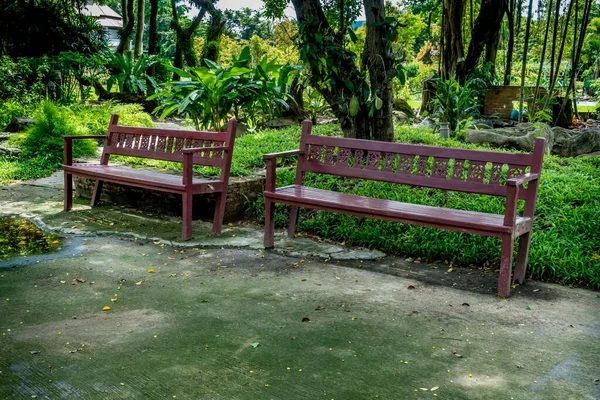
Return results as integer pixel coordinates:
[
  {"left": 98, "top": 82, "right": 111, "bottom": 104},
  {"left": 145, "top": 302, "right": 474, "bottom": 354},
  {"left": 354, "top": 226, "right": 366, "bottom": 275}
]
[
  {"left": 170, "top": 0, "right": 213, "bottom": 75},
  {"left": 117, "top": 0, "right": 135, "bottom": 54},
  {"left": 440, "top": 0, "right": 465, "bottom": 80},
  {"left": 200, "top": 9, "right": 226, "bottom": 62},
  {"left": 148, "top": 0, "right": 159, "bottom": 55},
  {"left": 530, "top": 0, "right": 554, "bottom": 115},
  {"left": 134, "top": 0, "right": 145, "bottom": 57},
  {"left": 518, "top": 0, "right": 534, "bottom": 122},
  {"left": 463, "top": 0, "right": 507, "bottom": 77},
  {"left": 267, "top": 0, "right": 396, "bottom": 141},
  {"left": 504, "top": 0, "right": 522, "bottom": 85}
]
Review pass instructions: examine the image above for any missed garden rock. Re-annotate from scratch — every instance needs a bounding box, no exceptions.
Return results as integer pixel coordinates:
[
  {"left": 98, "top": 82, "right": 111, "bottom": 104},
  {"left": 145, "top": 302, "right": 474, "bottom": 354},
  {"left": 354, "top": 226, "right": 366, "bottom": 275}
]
[
  {"left": 470, "top": 122, "right": 492, "bottom": 129},
  {"left": 393, "top": 111, "right": 410, "bottom": 125},
  {"left": 465, "top": 123, "right": 554, "bottom": 154},
  {"left": 6, "top": 117, "right": 35, "bottom": 132},
  {"left": 551, "top": 127, "right": 600, "bottom": 157},
  {"left": 416, "top": 116, "right": 435, "bottom": 129},
  {"left": 263, "top": 117, "right": 296, "bottom": 129},
  {"left": 0, "top": 146, "right": 21, "bottom": 156},
  {"left": 0, "top": 133, "right": 14, "bottom": 141},
  {"left": 316, "top": 116, "right": 339, "bottom": 125}
]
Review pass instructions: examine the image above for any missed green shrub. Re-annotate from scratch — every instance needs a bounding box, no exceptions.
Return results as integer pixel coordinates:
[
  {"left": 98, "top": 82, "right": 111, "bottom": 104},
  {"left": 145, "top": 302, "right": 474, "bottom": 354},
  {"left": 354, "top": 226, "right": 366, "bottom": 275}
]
[
  {"left": 0, "top": 100, "right": 30, "bottom": 130},
  {"left": 68, "top": 102, "right": 154, "bottom": 136},
  {"left": 20, "top": 101, "right": 97, "bottom": 163}
]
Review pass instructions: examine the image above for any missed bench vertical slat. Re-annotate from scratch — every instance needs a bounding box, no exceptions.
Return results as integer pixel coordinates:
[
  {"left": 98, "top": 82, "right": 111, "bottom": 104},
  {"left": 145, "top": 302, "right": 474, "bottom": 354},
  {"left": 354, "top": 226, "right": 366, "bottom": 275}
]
[
  {"left": 415, "top": 156, "right": 428, "bottom": 176},
  {"left": 507, "top": 164, "right": 528, "bottom": 179},
  {"left": 489, "top": 162, "right": 503, "bottom": 184},
  {"left": 397, "top": 154, "right": 415, "bottom": 174},
  {"left": 451, "top": 159, "right": 465, "bottom": 180},
  {"left": 383, "top": 152, "right": 395, "bottom": 172},
  {"left": 466, "top": 160, "right": 486, "bottom": 183},
  {"left": 431, "top": 157, "right": 449, "bottom": 179},
  {"left": 336, "top": 148, "right": 352, "bottom": 168},
  {"left": 365, "top": 151, "right": 382, "bottom": 170}
]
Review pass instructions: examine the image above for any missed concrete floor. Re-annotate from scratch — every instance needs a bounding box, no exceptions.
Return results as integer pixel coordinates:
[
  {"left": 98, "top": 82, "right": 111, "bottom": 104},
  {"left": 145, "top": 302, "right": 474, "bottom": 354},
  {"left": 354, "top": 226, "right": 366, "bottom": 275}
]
[{"left": 0, "top": 176, "right": 599, "bottom": 399}]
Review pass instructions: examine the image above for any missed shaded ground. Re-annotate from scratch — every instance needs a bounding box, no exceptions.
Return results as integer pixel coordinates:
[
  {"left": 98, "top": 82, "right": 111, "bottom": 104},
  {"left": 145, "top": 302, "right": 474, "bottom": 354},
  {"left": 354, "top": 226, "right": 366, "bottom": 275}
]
[{"left": 0, "top": 175, "right": 599, "bottom": 399}]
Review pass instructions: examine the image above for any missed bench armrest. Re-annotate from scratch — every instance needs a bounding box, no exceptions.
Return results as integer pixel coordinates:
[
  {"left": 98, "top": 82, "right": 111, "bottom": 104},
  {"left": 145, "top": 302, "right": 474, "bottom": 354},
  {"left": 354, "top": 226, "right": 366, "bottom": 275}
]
[
  {"left": 63, "top": 135, "right": 107, "bottom": 166},
  {"left": 263, "top": 149, "right": 303, "bottom": 160},
  {"left": 182, "top": 146, "right": 228, "bottom": 154},
  {"left": 506, "top": 173, "right": 540, "bottom": 187}
]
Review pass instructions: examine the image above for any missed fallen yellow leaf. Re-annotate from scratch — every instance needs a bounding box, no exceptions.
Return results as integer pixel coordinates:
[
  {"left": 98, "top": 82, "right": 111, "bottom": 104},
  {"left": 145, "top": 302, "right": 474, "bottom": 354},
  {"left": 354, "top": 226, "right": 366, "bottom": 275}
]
[
  {"left": 102, "top": 306, "right": 111, "bottom": 311},
  {"left": 135, "top": 281, "right": 142, "bottom": 286},
  {"left": 147, "top": 268, "right": 155, "bottom": 273}
]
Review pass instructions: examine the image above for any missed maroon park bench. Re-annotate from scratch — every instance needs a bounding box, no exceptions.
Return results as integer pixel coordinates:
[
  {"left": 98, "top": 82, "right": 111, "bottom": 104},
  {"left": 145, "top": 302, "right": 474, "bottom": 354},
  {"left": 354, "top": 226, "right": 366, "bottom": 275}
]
[
  {"left": 264, "top": 120, "right": 545, "bottom": 297},
  {"left": 63, "top": 114, "right": 237, "bottom": 241}
]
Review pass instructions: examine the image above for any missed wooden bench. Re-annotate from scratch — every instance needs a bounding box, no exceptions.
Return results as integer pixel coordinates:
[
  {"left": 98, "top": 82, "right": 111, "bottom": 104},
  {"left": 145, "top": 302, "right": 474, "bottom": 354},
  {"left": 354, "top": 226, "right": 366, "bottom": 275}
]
[
  {"left": 264, "top": 120, "right": 545, "bottom": 297},
  {"left": 63, "top": 114, "right": 237, "bottom": 241}
]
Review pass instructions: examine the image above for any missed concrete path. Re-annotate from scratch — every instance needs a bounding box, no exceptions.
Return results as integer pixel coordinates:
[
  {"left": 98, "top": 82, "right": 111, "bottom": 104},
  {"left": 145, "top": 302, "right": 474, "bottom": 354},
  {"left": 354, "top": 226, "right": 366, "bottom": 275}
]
[{"left": 1, "top": 176, "right": 599, "bottom": 399}]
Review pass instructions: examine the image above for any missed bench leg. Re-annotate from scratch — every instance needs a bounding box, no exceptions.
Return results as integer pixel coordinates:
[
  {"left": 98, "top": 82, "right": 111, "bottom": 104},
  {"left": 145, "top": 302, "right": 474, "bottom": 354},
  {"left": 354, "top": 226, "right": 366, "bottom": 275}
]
[
  {"left": 287, "top": 206, "right": 299, "bottom": 238},
  {"left": 91, "top": 179, "right": 104, "bottom": 207},
  {"left": 264, "top": 199, "right": 275, "bottom": 248},
  {"left": 64, "top": 172, "right": 73, "bottom": 211},
  {"left": 498, "top": 235, "right": 514, "bottom": 298},
  {"left": 212, "top": 192, "right": 227, "bottom": 234},
  {"left": 182, "top": 191, "right": 193, "bottom": 241},
  {"left": 513, "top": 232, "right": 531, "bottom": 284}
]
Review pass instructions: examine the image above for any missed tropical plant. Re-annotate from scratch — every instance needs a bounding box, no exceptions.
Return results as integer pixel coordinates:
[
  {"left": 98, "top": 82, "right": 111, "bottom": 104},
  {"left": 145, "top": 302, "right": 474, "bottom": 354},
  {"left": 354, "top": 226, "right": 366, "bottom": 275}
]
[
  {"left": 430, "top": 74, "right": 485, "bottom": 135},
  {"left": 152, "top": 46, "right": 300, "bottom": 130},
  {"left": 106, "top": 51, "right": 158, "bottom": 95}
]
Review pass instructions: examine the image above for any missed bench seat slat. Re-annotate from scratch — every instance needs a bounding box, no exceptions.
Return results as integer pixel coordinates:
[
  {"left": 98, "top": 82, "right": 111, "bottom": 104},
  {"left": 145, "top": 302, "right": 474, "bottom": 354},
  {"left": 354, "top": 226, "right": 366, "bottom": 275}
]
[
  {"left": 64, "top": 164, "right": 222, "bottom": 193},
  {"left": 267, "top": 185, "right": 530, "bottom": 235}
]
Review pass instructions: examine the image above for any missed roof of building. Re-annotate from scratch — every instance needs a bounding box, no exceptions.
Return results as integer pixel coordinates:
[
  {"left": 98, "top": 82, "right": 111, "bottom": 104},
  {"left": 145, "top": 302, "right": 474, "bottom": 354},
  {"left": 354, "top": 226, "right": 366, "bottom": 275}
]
[{"left": 82, "top": 3, "right": 122, "bottom": 29}]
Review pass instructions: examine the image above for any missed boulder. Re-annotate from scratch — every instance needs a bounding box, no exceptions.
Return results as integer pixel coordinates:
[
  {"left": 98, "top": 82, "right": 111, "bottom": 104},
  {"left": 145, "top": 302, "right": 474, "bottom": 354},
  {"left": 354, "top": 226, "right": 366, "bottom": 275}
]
[
  {"left": 551, "top": 127, "right": 600, "bottom": 157},
  {"left": 466, "top": 123, "right": 553, "bottom": 154},
  {"left": 6, "top": 117, "right": 35, "bottom": 133}
]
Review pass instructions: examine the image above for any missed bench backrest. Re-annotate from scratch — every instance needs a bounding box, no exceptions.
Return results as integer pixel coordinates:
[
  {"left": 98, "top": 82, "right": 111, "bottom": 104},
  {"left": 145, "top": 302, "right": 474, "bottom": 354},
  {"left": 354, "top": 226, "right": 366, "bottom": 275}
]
[
  {"left": 296, "top": 120, "right": 545, "bottom": 204},
  {"left": 100, "top": 115, "right": 236, "bottom": 175}
]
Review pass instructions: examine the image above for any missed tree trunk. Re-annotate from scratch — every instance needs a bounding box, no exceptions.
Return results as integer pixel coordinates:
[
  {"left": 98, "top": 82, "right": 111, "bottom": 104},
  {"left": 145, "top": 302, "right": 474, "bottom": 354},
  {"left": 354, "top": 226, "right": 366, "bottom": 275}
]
[
  {"left": 147, "top": 0, "right": 159, "bottom": 76},
  {"left": 503, "top": 1, "right": 516, "bottom": 85},
  {"left": 543, "top": 0, "right": 575, "bottom": 111},
  {"left": 133, "top": 0, "right": 145, "bottom": 58},
  {"left": 559, "top": 0, "right": 593, "bottom": 118},
  {"left": 463, "top": 0, "right": 507, "bottom": 80},
  {"left": 530, "top": 0, "right": 554, "bottom": 115},
  {"left": 134, "top": 0, "right": 145, "bottom": 57},
  {"left": 518, "top": 0, "right": 534, "bottom": 122},
  {"left": 117, "top": 0, "right": 135, "bottom": 54},
  {"left": 148, "top": 0, "right": 159, "bottom": 55},
  {"left": 548, "top": 0, "right": 561, "bottom": 91},
  {"left": 441, "top": 0, "right": 465, "bottom": 80},
  {"left": 362, "top": 0, "right": 394, "bottom": 142}
]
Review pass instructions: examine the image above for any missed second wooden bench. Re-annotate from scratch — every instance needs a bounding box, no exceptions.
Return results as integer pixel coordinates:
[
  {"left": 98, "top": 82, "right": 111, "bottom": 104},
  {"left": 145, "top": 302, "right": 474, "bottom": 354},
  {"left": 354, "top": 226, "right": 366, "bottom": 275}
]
[{"left": 263, "top": 120, "right": 545, "bottom": 297}]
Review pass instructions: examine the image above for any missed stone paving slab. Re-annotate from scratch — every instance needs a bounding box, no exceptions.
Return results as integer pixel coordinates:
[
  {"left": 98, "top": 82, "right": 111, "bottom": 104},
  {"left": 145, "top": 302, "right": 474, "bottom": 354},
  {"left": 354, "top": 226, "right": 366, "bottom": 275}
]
[{"left": 0, "top": 179, "right": 599, "bottom": 399}]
